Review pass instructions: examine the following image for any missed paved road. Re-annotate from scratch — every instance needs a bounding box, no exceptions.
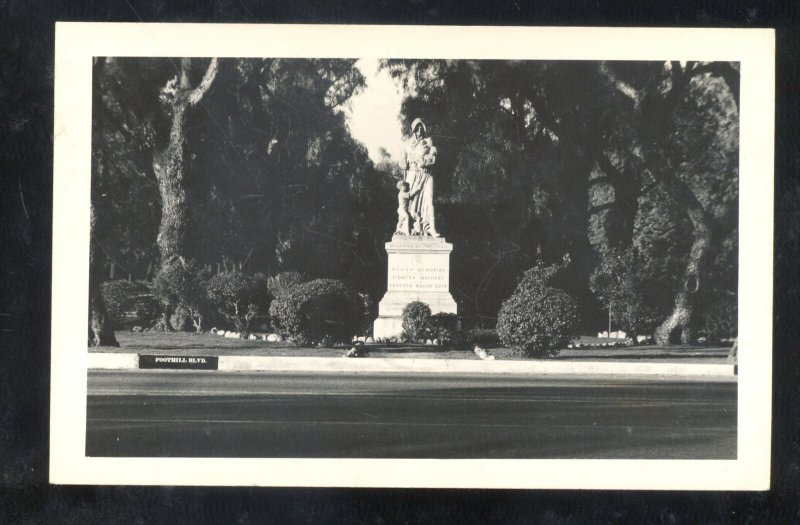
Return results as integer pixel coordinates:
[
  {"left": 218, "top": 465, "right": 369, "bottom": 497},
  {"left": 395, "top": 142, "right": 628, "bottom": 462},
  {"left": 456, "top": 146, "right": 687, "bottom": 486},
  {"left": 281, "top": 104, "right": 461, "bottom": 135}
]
[{"left": 86, "top": 370, "right": 736, "bottom": 459}]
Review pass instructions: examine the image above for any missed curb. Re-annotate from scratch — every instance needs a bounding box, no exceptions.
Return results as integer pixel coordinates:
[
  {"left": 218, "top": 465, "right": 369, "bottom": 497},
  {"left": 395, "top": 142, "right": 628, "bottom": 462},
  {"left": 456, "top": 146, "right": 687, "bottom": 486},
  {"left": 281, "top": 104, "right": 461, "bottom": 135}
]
[{"left": 87, "top": 353, "right": 736, "bottom": 379}]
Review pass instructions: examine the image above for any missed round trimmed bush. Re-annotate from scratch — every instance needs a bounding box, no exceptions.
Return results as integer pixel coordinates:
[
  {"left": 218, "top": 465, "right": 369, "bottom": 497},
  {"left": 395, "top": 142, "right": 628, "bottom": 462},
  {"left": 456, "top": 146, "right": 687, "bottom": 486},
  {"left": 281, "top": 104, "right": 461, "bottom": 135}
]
[
  {"left": 269, "top": 278, "right": 361, "bottom": 346},
  {"left": 401, "top": 301, "right": 432, "bottom": 343},
  {"left": 497, "top": 283, "right": 579, "bottom": 359}
]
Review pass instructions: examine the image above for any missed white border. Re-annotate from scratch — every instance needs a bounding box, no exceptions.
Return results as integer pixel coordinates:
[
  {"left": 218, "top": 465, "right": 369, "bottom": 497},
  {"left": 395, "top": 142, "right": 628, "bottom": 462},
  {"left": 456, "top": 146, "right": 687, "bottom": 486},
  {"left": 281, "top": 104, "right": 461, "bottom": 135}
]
[{"left": 51, "top": 23, "right": 774, "bottom": 489}]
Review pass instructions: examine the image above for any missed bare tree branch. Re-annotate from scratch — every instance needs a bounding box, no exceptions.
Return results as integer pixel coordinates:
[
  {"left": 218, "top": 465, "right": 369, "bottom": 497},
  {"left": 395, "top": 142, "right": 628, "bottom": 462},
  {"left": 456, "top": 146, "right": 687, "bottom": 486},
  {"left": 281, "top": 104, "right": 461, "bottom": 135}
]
[
  {"left": 188, "top": 58, "right": 219, "bottom": 106},
  {"left": 598, "top": 62, "right": 641, "bottom": 108}
]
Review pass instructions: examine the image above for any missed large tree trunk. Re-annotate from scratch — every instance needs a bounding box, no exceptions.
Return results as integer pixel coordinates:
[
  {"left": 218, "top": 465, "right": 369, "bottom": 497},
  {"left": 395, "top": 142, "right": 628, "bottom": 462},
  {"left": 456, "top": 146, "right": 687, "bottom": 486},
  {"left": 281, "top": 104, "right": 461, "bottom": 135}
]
[
  {"left": 653, "top": 172, "right": 713, "bottom": 345},
  {"left": 152, "top": 58, "right": 218, "bottom": 330},
  {"left": 600, "top": 61, "right": 722, "bottom": 345},
  {"left": 89, "top": 204, "right": 119, "bottom": 347}
]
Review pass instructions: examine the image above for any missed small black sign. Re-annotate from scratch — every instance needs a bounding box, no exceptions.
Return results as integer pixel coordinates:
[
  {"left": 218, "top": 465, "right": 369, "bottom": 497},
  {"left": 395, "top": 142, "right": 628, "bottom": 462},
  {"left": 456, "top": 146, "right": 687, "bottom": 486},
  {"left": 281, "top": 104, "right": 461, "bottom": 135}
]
[{"left": 139, "top": 355, "right": 219, "bottom": 370}]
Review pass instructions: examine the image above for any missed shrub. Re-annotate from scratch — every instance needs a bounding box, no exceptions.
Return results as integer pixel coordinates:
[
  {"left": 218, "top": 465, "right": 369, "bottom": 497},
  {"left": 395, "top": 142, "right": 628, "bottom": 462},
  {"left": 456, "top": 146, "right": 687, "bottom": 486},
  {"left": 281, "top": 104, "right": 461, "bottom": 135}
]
[
  {"left": 589, "top": 248, "right": 673, "bottom": 337},
  {"left": 467, "top": 328, "right": 500, "bottom": 348},
  {"left": 497, "top": 258, "right": 580, "bottom": 358},
  {"left": 429, "top": 312, "right": 462, "bottom": 347},
  {"left": 101, "top": 280, "right": 159, "bottom": 329},
  {"left": 266, "top": 271, "right": 305, "bottom": 299},
  {"left": 152, "top": 260, "right": 210, "bottom": 331},
  {"left": 205, "top": 271, "right": 270, "bottom": 338},
  {"left": 269, "top": 278, "right": 361, "bottom": 346},
  {"left": 703, "top": 294, "right": 737, "bottom": 340},
  {"left": 401, "top": 301, "right": 432, "bottom": 342}
]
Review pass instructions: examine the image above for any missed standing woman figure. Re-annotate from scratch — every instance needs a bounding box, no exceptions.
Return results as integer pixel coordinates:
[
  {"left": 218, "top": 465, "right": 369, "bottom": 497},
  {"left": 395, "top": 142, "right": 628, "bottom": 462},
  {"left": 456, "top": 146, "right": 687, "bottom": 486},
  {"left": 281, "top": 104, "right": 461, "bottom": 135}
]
[{"left": 403, "top": 117, "right": 440, "bottom": 237}]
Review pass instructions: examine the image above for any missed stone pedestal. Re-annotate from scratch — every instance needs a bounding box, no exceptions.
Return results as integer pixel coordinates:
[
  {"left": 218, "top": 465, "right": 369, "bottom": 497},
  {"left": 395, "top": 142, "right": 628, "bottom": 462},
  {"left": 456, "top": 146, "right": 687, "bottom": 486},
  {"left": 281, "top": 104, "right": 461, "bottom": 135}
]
[{"left": 373, "top": 236, "right": 458, "bottom": 339}]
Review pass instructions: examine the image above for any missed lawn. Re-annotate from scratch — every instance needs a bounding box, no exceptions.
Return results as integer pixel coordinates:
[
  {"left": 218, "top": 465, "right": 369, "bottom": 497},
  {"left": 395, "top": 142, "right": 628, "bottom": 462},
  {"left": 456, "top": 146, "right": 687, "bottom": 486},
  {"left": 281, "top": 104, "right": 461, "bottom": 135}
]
[
  {"left": 90, "top": 331, "right": 482, "bottom": 360},
  {"left": 88, "top": 331, "right": 733, "bottom": 363}
]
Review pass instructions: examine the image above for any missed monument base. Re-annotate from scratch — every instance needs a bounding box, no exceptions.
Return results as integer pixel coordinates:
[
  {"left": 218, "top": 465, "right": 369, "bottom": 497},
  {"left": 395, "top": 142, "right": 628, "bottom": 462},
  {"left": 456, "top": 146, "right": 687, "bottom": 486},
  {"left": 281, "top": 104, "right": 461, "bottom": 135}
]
[{"left": 372, "top": 236, "right": 458, "bottom": 340}]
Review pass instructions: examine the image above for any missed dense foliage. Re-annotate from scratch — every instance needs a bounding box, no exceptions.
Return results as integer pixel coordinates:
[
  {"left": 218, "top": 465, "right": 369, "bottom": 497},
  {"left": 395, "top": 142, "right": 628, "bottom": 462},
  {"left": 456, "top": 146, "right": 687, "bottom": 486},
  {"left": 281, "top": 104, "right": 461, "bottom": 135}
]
[
  {"left": 702, "top": 295, "right": 738, "bottom": 340},
  {"left": 428, "top": 312, "right": 461, "bottom": 347},
  {"left": 152, "top": 260, "right": 211, "bottom": 331},
  {"left": 401, "top": 301, "right": 432, "bottom": 342},
  {"left": 205, "top": 271, "right": 270, "bottom": 337},
  {"left": 91, "top": 58, "right": 739, "bottom": 343},
  {"left": 100, "top": 280, "right": 159, "bottom": 329},
  {"left": 383, "top": 59, "right": 737, "bottom": 341},
  {"left": 496, "top": 258, "right": 580, "bottom": 357},
  {"left": 269, "top": 278, "right": 362, "bottom": 345},
  {"left": 588, "top": 248, "right": 672, "bottom": 336},
  {"left": 466, "top": 328, "right": 501, "bottom": 348},
  {"left": 266, "top": 271, "right": 305, "bottom": 300}
]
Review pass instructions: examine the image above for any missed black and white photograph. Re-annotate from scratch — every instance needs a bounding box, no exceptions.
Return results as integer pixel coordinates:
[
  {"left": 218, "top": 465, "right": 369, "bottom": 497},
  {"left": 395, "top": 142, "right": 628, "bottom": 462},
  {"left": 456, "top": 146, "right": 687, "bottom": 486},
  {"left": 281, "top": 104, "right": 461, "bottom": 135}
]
[{"left": 50, "top": 24, "right": 774, "bottom": 489}]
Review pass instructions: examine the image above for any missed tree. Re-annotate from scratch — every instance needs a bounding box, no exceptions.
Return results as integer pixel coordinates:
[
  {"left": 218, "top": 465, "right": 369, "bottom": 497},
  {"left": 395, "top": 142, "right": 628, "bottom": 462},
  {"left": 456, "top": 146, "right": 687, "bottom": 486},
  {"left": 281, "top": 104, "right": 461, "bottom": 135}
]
[
  {"left": 89, "top": 204, "right": 119, "bottom": 346},
  {"left": 92, "top": 58, "right": 382, "bottom": 293},
  {"left": 598, "top": 61, "right": 739, "bottom": 343},
  {"left": 382, "top": 60, "right": 606, "bottom": 325},
  {"left": 154, "top": 58, "right": 219, "bottom": 262},
  {"left": 385, "top": 59, "right": 738, "bottom": 341},
  {"left": 92, "top": 57, "right": 164, "bottom": 281}
]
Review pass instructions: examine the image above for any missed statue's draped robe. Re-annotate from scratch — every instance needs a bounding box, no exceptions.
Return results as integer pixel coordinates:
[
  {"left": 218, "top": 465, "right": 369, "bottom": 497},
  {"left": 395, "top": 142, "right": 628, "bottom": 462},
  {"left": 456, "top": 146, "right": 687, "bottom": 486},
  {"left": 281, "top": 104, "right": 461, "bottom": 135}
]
[{"left": 403, "top": 135, "right": 437, "bottom": 235}]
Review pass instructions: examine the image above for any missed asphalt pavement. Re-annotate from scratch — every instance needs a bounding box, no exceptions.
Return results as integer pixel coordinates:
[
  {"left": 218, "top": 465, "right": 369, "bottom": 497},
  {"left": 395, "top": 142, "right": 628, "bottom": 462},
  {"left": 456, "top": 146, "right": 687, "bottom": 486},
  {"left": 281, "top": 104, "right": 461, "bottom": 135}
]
[{"left": 86, "top": 370, "right": 736, "bottom": 459}]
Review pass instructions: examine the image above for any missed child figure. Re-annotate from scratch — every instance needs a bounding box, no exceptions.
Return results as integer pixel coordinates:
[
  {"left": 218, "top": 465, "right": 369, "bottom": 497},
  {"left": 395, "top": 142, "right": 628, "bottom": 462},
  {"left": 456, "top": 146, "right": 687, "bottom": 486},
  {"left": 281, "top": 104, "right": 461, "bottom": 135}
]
[{"left": 395, "top": 181, "right": 412, "bottom": 236}]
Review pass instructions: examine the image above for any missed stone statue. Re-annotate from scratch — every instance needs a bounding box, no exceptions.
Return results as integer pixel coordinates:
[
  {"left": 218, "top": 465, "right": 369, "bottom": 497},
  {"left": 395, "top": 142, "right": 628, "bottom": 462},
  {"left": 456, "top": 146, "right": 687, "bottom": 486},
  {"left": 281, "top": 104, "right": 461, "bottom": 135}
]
[
  {"left": 395, "top": 180, "right": 414, "bottom": 236},
  {"left": 402, "top": 118, "right": 439, "bottom": 237}
]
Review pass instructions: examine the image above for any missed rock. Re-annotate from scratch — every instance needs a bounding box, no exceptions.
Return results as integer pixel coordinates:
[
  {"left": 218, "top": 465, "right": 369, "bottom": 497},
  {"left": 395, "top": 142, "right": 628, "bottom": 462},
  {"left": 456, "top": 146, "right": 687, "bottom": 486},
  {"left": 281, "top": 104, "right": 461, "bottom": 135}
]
[
  {"left": 697, "top": 336, "right": 708, "bottom": 344},
  {"left": 210, "top": 327, "right": 218, "bottom": 334},
  {"left": 248, "top": 334, "right": 259, "bottom": 340},
  {"left": 217, "top": 330, "right": 226, "bottom": 336},
  {"left": 473, "top": 345, "right": 491, "bottom": 360},
  {"left": 131, "top": 326, "right": 143, "bottom": 332},
  {"left": 567, "top": 344, "right": 573, "bottom": 349},
  {"left": 486, "top": 355, "right": 496, "bottom": 360},
  {"left": 425, "top": 339, "right": 433, "bottom": 345},
  {"left": 225, "top": 331, "right": 240, "bottom": 339},
  {"left": 636, "top": 335, "right": 650, "bottom": 344},
  {"left": 432, "top": 338, "right": 440, "bottom": 345},
  {"left": 357, "top": 336, "right": 366, "bottom": 342},
  {"left": 601, "top": 331, "right": 609, "bottom": 338},
  {"left": 365, "top": 337, "right": 374, "bottom": 343},
  {"left": 266, "top": 333, "right": 281, "bottom": 342},
  {"left": 574, "top": 343, "right": 581, "bottom": 349},
  {"left": 597, "top": 332, "right": 604, "bottom": 338},
  {"left": 610, "top": 330, "right": 627, "bottom": 339},
  {"left": 344, "top": 345, "right": 368, "bottom": 358}
]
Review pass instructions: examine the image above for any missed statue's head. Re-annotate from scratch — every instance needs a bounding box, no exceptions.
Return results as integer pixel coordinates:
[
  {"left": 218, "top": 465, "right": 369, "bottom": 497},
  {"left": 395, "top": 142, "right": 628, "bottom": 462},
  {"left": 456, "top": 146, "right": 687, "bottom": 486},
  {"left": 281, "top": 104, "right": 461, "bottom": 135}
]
[{"left": 410, "top": 117, "right": 427, "bottom": 139}]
